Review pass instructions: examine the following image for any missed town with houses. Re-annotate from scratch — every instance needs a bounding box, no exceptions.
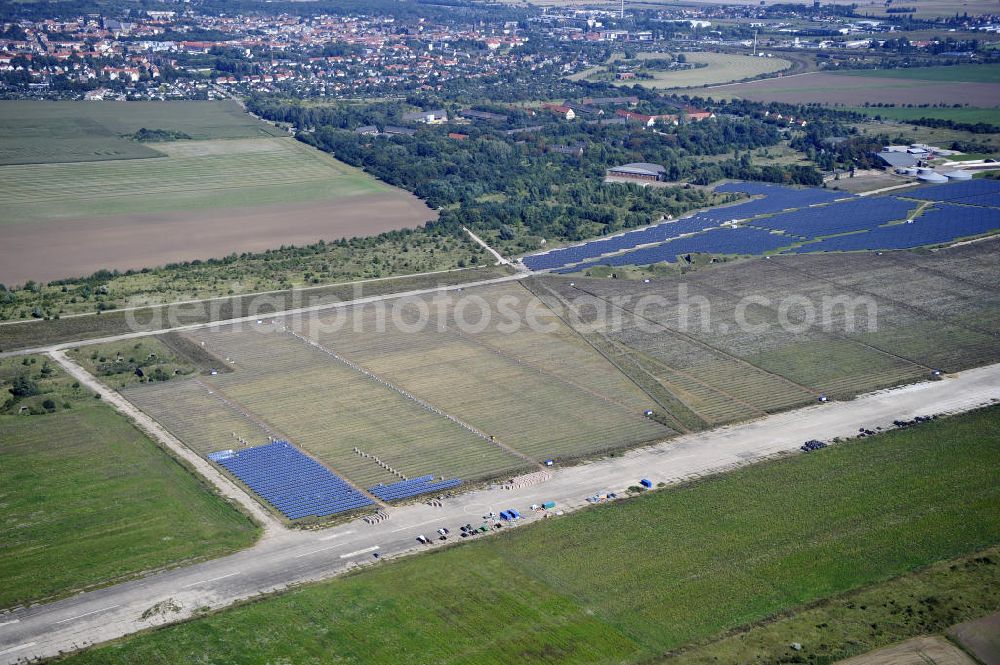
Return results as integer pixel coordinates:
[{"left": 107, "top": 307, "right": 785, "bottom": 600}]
[{"left": 1, "top": 3, "right": 998, "bottom": 101}]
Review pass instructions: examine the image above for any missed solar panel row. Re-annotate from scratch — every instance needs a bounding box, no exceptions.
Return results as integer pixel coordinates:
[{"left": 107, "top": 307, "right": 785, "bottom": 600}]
[
  {"left": 903, "top": 179, "right": 1000, "bottom": 203},
  {"left": 214, "top": 441, "right": 374, "bottom": 520},
  {"left": 522, "top": 216, "right": 718, "bottom": 271},
  {"left": 559, "top": 227, "right": 793, "bottom": 272},
  {"left": 752, "top": 196, "right": 915, "bottom": 238},
  {"left": 788, "top": 203, "right": 1000, "bottom": 253},
  {"left": 369, "top": 475, "right": 463, "bottom": 501}
]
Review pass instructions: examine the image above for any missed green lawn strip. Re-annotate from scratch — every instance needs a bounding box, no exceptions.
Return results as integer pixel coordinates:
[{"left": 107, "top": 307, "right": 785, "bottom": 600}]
[
  {"left": 61, "top": 406, "right": 1000, "bottom": 664},
  {"left": 833, "top": 64, "right": 1000, "bottom": 84},
  {"left": 664, "top": 547, "right": 1000, "bottom": 664},
  {"left": 0, "top": 394, "right": 259, "bottom": 609}
]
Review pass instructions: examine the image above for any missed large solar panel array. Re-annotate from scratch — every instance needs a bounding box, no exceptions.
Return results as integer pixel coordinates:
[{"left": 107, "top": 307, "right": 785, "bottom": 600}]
[
  {"left": 903, "top": 179, "right": 1000, "bottom": 203},
  {"left": 752, "top": 196, "right": 916, "bottom": 238},
  {"left": 212, "top": 442, "right": 374, "bottom": 520},
  {"left": 369, "top": 475, "right": 462, "bottom": 501},
  {"left": 524, "top": 181, "right": 1000, "bottom": 273},
  {"left": 523, "top": 183, "right": 849, "bottom": 272},
  {"left": 788, "top": 203, "right": 1000, "bottom": 253},
  {"left": 559, "top": 227, "right": 793, "bottom": 272}
]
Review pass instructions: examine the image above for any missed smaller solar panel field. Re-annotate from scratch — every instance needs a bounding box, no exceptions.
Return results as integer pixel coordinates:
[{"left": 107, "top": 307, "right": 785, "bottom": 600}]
[
  {"left": 789, "top": 204, "right": 1000, "bottom": 253},
  {"left": 214, "top": 441, "right": 374, "bottom": 520},
  {"left": 369, "top": 475, "right": 463, "bottom": 502},
  {"left": 903, "top": 179, "right": 1000, "bottom": 203}
]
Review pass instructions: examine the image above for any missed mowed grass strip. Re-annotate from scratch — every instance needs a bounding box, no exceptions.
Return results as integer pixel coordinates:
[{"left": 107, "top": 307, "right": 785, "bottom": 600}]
[
  {"left": 63, "top": 406, "right": 1000, "bottom": 665},
  {"left": 0, "top": 400, "right": 259, "bottom": 610}
]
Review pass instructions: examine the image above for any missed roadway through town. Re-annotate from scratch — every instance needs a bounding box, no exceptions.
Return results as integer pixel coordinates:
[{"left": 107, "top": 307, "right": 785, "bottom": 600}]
[{"left": 1, "top": 363, "right": 998, "bottom": 663}]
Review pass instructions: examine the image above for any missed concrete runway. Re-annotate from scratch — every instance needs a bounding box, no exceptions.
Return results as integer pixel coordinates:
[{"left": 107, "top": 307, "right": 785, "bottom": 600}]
[{"left": 1, "top": 363, "right": 997, "bottom": 663}]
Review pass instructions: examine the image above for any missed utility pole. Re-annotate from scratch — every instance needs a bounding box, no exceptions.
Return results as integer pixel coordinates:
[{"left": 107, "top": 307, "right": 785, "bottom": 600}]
[{"left": 620, "top": 0, "right": 625, "bottom": 20}]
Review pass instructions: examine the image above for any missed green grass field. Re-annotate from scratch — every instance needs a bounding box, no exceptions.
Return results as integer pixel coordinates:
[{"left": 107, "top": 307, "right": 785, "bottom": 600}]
[
  {"left": 835, "top": 63, "right": 1000, "bottom": 84},
  {"left": 0, "top": 356, "right": 259, "bottom": 610},
  {"left": 61, "top": 406, "right": 1000, "bottom": 664},
  {"left": 0, "top": 100, "right": 283, "bottom": 166},
  {"left": 0, "top": 137, "right": 388, "bottom": 225},
  {"left": 848, "top": 105, "right": 1000, "bottom": 126},
  {"left": 575, "top": 52, "right": 791, "bottom": 89},
  {"left": 670, "top": 546, "right": 1000, "bottom": 664}
]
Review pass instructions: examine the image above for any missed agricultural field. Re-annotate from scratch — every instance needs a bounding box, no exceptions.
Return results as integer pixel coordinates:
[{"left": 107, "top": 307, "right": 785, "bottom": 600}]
[
  {"left": 834, "top": 64, "right": 1000, "bottom": 84},
  {"left": 530, "top": 240, "right": 1000, "bottom": 428},
  {"left": 0, "top": 100, "right": 283, "bottom": 166},
  {"left": 704, "top": 71, "right": 1000, "bottom": 108},
  {"left": 0, "top": 101, "right": 435, "bottom": 284},
  {"left": 0, "top": 355, "right": 259, "bottom": 610},
  {"left": 576, "top": 51, "right": 791, "bottom": 89},
  {"left": 60, "top": 406, "right": 1000, "bottom": 664},
  {"left": 120, "top": 281, "right": 670, "bottom": 514},
  {"left": 848, "top": 106, "right": 1000, "bottom": 127}
]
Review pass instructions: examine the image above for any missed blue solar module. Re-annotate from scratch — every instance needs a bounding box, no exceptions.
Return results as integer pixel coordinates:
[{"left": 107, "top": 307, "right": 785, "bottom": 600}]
[
  {"left": 949, "top": 193, "right": 1000, "bottom": 209},
  {"left": 369, "top": 475, "right": 462, "bottom": 501},
  {"left": 788, "top": 203, "right": 1000, "bottom": 253},
  {"left": 752, "top": 196, "right": 916, "bottom": 238},
  {"left": 715, "top": 181, "right": 846, "bottom": 207},
  {"left": 521, "top": 215, "right": 718, "bottom": 271},
  {"left": 903, "top": 179, "right": 1000, "bottom": 203},
  {"left": 562, "top": 227, "right": 794, "bottom": 271},
  {"left": 213, "top": 441, "right": 374, "bottom": 520}
]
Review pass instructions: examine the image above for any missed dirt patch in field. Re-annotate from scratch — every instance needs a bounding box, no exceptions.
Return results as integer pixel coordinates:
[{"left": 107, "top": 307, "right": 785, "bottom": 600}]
[
  {"left": 0, "top": 191, "right": 435, "bottom": 283},
  {"left": 706, "top": 72, "right": 1000, "bottom": 107},
  {"left": 948, "top": 612, "right": 1000, "bottom": 665},
  {"left": 836, "top": 635, "right": 977, "bottom": 665}
]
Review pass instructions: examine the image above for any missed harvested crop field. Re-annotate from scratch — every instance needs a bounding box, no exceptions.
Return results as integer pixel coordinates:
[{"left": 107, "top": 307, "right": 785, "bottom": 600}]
[
  {"left": 531, "top": 239, "right": 1000, "bottom": 429},
  {"left": 0, "top": 136, "right": 434, "bottom": 283},
  {"left": 121, "top": 281, "right": 670, "bottom": 516},
  {"left": 0, "top": 101, "right": 435, "bottom": 284},
  {"left": 705, "top": 71, "right": 1000, "bottom": 107},
  {"left": 0, "top": 189, "right": 434, "bottom": 284}
]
